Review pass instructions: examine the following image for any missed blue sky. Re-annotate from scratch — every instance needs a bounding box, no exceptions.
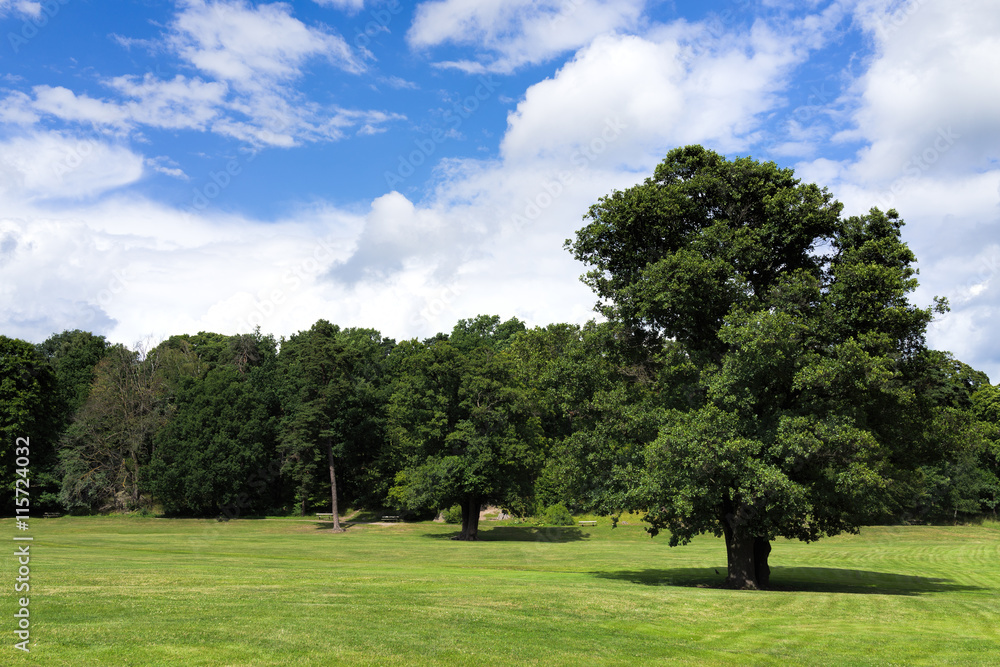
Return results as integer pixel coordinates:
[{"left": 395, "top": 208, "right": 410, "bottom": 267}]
[{"left": 1, "top": 0, "right": 999, "bottom": 380}]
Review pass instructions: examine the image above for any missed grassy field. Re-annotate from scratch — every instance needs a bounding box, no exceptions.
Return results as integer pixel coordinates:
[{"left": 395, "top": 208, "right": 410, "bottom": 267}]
[{"left": 2, "top": 515, "right": 999, "bottom": 666}]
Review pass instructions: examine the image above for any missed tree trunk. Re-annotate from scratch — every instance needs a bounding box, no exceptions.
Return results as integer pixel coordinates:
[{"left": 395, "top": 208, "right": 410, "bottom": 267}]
[
  {"left": 722, "top": 520, "right": 758, "bottom": 589},
  {"left": 466, "top": 496, "right": 480, "bottom": 540},
  {"left": 753, "top": 537, "right": 771, "bottom": 588},
  {"left": 327, "top": 438, "right": 344, "bottom": 532},
  {"left": 456, "top": 496, "right": 481, "bottom": 540},
  {"left": 458, "top": 501, "right": 471, "bottom": 539}
]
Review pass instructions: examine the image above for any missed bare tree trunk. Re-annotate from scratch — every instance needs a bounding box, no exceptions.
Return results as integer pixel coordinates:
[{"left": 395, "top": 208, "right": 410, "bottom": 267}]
[{"left": 327, "top": 438, "right": 344, "bottom": 532}]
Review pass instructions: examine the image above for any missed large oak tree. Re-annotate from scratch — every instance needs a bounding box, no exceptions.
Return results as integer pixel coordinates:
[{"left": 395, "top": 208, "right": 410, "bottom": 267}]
[{"left": 566, "top": 145, "right": 944, "bottom": 589}]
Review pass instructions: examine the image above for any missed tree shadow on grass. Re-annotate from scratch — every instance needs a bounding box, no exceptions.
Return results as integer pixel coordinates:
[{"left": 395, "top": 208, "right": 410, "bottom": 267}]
[
  {"left": 422, "top": 526, "right": 591, "bottom": 543},
  {"left": 594, "top": 567, "right": 986, "bottom": 595}
]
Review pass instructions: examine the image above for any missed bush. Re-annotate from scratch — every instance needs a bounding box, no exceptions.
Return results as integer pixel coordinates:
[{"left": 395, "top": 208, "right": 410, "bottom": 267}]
[
  {"left": 442, "top": 505, "right": 463, "bottom": 524},
  {"left": 541, "top": 503, "right": 575, "bottom": 526}
]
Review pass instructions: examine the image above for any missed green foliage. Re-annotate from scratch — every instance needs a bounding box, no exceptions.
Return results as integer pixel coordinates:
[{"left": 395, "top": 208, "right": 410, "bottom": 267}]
[
  {"left": 277, "top": 321, "right": 394, "bottom": 517},
  {"left": 442, "top": 504, "right": 463, "bottom": 524},
  {"left": 448, "top": 314, "right": 525, "bottom": 353},
  {"left": 565, "top": 145, "right": 953, "bottom": 587},
  {"left": 541, "top": 502, "right": 575, "bottom": 526},
  {"left": 567, "top": 144, "right": 842, "bottom": 363},
  {"left": 0, "top": 335, "right": 61, "bottom": 511},
  {"left": 146, "top": 332, "right": 281, "bottom": 516},
  {"left": 36, "top": 329, "right": 110, "bottom": 419},
  {"left": 58, "top": 344, "right": 168, "bottom": 512},
  {"left": 388, "top": 319, "right": 545, "bottom": 537}
]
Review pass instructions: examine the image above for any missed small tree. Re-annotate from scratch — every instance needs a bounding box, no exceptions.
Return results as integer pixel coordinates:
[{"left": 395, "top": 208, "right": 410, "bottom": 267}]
[
  {"left": 59, "top": 344, "right": 166, "bottom": 512},
  {"left": 388, "top": 317, "right": 544, "bottom": 540},
  {"left": 278, "top": 321, "right": 393, "bottom": 531}
]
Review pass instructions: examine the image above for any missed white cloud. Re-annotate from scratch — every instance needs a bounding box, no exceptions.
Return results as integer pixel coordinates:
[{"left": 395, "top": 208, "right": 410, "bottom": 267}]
[
  {"left": 170, "top": 0, "right": 363, "bottom": 87},
  {"left": 0, "top": 1, "right": 40, "bottom": 17},
  {"left": 840, "top": 0, "right": 1000, "bottom": 184},
  {"left": 312, "top": 0, "right": 365, "bottom": 13},
  {"left": 408, "top": 0, "right": 647, "bottom": 73},
  {"left": 108, "top": 74, "right": 228, "bottom": 130},
  {"left": 0, "top": 0, "right": 396, "bottom": 148},
  {"left": 501, "top": 23, "right": 807, "bottom": 168},
  {"left": 31, "top": 86, "right": 131, "bottom": 128},
  {"left": 0, "top": 132, "right": 144, "bottom": 200},
  {"left": 0, "top": 194, "right": 366, "bottom": 345}
]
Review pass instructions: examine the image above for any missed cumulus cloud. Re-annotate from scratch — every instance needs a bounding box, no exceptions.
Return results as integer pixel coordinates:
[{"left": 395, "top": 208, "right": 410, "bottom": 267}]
[
  {"left": 0, "top": 194, "right": 366, "bottom": 345},
  {"left": 501, "top": 19, "right": 813, "bottom": 168},
  {"left": 169, "top": 0, "right": 364, "bottom": 86},
  {"left": 408, "top": 0, "right": 647, "bottom": 72},
  {"left": 841, "top": 0, "right": 1000, "bottom": 183},
  {"left": 330, "top": 7, "right": 845, "bottom": 332},
  {"left": 0, "top": 132, "right": 144, "bottom": 201}
]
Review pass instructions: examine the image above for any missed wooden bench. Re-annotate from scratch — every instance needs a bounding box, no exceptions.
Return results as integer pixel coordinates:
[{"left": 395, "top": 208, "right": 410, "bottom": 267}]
[
  {"left": 43, "top": 513, "right": 63, "bottom": 519},
  {"left": 578, "top": 520, "right": 597, "bottom": 526},
  {"left": 315, "top": 513, "right": 335, "bottom": 520},
  {"left": 380, "top": 515, "right": 401, "bottom": 522}
]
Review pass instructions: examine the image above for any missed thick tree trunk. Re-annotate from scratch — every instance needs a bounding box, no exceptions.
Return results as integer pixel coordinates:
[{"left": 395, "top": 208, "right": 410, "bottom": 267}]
[
  {"left": 466, "top": 497, "right": 480, "bottom": 540},
  {"left": 720, "top": 497, "right": 772, "bottom": 589},
  {"left": 754, "top": 537, "right": 771, "bottom": 588},
  {"left": 458, "top": 501, "right": 471, "bottom": 539},
  {"left": 722, "top": 520, "right": 759, "bottom": 589},
  {"left": 456, "top": 496, "right": 481, "bottom": 540},
  {"left": 327, "top": 438, "right": 344, "bottom": 532}
]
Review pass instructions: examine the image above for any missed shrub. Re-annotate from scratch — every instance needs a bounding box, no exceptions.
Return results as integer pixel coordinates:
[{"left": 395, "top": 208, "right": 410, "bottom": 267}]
[
  {"left": 541, "top": 503, "right": 575, "bottom": 526},
  {"left": 442, "top": 505, "right": 463, "bottom": 524}
]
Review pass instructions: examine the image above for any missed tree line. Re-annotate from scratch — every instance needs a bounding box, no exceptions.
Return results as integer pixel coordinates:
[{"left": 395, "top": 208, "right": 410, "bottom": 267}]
[{"left": 3, "top": 146, "right": 998, "bottom": 588}]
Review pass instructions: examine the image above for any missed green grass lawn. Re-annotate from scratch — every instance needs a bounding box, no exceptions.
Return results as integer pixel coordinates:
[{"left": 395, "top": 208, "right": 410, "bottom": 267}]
[{"left": 3, "top": 516, "right": 999, "bottom": 666}]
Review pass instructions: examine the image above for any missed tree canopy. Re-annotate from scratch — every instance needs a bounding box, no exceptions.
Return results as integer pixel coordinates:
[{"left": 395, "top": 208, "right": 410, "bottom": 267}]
[{"left": 566, "top": 145, "right": 953, "bottom": 588}]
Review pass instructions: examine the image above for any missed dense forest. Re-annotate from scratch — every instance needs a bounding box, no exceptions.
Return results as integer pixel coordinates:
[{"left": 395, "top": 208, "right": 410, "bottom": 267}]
[{"left": 3, "top": 147, "right": 999, "bottom": 587}]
